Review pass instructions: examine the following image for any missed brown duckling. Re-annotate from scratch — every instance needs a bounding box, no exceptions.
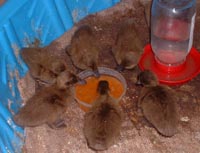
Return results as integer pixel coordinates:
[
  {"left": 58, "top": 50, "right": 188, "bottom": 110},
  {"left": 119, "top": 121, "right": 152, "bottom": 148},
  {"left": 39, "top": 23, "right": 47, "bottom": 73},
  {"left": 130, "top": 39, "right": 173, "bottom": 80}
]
[
  {"left": 112, "top": 18, "right": 143, "bottom": 71},
  {"left": 136, "top": 70, "right": 178, "bottom": 137},
  {"left": 21, "top": 47, "right": 67, "bottom": 85},
  {"left": 13, "top": 71, "right": 80, "bottom": 129},
  {"left": 66, "top": 25, "right": 100, "bottom": 77},
  {"left": 144, "top": 1, "right": 151, "bottom": 28},
  {"left": 140, "top": 0, "right": 151, "bottom": 27},
  {"left": 84, "top": 80, "right": 123, "bottom": 151}
]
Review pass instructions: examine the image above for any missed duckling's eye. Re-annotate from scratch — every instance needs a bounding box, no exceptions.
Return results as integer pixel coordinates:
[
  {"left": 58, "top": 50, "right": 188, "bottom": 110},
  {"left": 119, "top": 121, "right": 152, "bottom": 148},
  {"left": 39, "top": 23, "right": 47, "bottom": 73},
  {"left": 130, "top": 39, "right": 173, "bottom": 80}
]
[
  {"left": 38, "top": 65, "right": 45, "bottom": 74},
  {"left": 136, "top": 75, "right": 142, "bottom": 83}
]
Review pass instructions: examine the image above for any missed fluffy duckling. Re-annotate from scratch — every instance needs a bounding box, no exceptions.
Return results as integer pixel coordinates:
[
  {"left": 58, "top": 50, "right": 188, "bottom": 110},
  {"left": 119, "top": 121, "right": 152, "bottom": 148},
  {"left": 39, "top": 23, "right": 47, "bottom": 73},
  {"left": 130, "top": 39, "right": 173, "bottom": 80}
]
[
  {"left": 112, "top": 18, "right": 143, "bottom": 71},
  {"left": 13, "top": 71, "right": 80, "bottom": 129},
  {"left": 144, "top": 1, "right": 151, "bottom": 28},
  {"left": 84, "top": 80, "right": 123, "bottom": 151},
  {"left": 140, "top": 0, "right": 151, "bottom": 27},
  {"left": 136, "top": 70, "right": 178, "bottom": 137},
  {"left": 66, "top": 25, "right": 100, "bottom": 77},
  {"left": 21, "top": 47, "right": 66, "bottom": 85}
]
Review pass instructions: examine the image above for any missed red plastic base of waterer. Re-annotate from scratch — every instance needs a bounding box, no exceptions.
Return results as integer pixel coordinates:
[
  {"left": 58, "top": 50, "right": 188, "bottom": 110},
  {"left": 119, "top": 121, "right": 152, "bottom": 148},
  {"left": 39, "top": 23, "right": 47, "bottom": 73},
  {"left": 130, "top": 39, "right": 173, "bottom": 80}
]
[{"left": 138, "top": 44, "right": 200, "bottom": 86}]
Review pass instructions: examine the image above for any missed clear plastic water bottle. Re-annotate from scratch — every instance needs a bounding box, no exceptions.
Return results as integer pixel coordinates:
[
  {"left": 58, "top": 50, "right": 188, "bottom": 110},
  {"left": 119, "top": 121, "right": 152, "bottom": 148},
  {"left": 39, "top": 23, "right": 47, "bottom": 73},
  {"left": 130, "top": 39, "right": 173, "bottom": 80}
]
[{"left": 151, "top": 0, "right": 196, "bottom": 66}]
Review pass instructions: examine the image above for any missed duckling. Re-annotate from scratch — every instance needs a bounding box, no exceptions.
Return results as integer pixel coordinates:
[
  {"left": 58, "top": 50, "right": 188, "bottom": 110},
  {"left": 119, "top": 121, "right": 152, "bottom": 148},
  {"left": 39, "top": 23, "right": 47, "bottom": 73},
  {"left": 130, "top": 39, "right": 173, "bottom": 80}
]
[
  {"left": 140, "top": 0, "right": 151, "bottom": 27},
  {"left": 144, "top": 1, "right": 151, "bottom": 28},
  {"left": 66, "top": 25, "right": 100, "bottom": 77},
  {"left": 84, "top": 80, "right": 123, "bottom": 151},
  {"left": 21, "top": 47, "right": 67, "bottom": 85},
  {"left": 13, "top": 71, "right": 80, "bottom": 129},
  {"left": 112, "top": 18, "right": 143, "bottom": 71},
  {"left": 136, "top": 70, "right": 178, "bottom": 137}
]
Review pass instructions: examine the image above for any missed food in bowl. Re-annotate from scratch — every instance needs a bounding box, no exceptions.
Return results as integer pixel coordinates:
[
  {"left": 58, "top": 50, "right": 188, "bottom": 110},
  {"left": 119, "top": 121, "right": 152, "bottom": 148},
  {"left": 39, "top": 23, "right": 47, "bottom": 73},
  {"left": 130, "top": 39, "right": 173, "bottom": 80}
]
[{"left": 75, "top": 67, "right": 127, "bottom": 112}]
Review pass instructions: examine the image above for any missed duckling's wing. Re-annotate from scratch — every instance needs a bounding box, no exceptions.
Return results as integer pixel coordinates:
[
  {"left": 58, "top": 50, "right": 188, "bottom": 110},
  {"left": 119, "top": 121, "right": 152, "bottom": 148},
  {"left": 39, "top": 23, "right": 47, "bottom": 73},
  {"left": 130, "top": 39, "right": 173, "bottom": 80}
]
[
  {"left": 140, "top": 86, "right": 178, "bottom": 136},
  {"left": 141, "top": 92, "right": 165, "bottom": 125},
  {"left": 13, "top": 96, "right": 50, "bottom": 127},
  {"left": 84, "top": 101, "right": 122, "bottom": 151},
  {"left": 13, "top": 87, "right": 65, "bottom": 127}
]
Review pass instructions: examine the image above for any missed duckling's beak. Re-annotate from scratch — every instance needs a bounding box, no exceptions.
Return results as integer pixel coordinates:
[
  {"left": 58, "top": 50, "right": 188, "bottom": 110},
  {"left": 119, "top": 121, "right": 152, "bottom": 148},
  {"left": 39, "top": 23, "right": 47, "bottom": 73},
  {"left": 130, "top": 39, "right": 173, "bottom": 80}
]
[
  {"left": 93, "top": 69, "right": 100, "bottom": 78},
  {"left": 75, "top": 76, "right": 87, "bottom": 85},
  {"left": 67, "top": 74, "right": 87, "bottom": 85},
  {"left": 77, "top": 78, "right": 87, "bottom": 85}
]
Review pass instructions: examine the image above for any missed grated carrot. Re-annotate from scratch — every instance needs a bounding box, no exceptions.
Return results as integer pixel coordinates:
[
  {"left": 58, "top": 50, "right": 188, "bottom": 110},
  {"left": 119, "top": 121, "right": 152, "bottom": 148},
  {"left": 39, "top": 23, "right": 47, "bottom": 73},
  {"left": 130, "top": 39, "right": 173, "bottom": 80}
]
[{"left": 75, "top": 75, "right": 124, "bottom": 105}]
